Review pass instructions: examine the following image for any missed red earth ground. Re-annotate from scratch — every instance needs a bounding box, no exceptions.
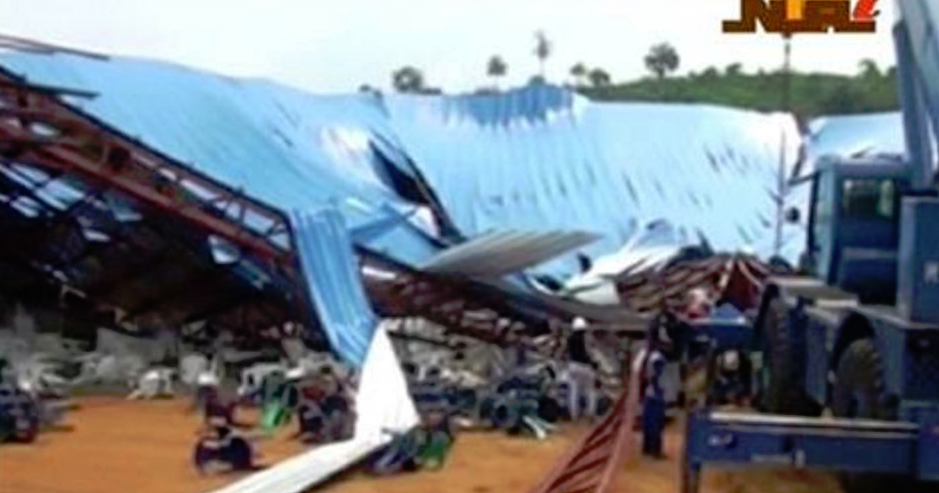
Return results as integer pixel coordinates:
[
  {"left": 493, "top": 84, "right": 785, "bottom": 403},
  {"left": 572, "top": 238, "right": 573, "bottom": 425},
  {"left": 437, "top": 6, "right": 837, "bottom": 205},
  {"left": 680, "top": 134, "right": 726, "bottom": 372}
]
[{"left": 0, "top": 397, "right": 841, "bottom": 493}]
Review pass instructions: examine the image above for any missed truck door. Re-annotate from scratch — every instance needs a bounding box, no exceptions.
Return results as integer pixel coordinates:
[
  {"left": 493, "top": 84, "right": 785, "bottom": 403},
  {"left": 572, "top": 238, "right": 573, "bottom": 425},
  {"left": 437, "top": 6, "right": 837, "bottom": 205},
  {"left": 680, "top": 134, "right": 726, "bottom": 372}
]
[{"left": 807, "top": 168, "right": 836, "bottom": 282}]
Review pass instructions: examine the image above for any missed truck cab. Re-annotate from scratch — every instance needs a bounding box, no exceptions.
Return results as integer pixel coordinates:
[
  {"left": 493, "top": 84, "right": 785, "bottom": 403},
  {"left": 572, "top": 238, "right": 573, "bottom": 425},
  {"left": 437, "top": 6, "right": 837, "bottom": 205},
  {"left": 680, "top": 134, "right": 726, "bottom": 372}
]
[{"left": 799, "top": 157, "right": 911, "bottom": 305}]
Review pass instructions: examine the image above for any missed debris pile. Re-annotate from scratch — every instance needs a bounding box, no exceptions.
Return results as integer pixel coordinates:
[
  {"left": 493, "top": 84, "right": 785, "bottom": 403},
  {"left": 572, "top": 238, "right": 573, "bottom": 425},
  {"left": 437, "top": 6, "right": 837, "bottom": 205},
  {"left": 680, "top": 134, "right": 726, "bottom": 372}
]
[
  {"left": 617, "top": 253, "right": 775, "bottom": 315},
  {"left": 390, "top": 317, "right": 623, "bottom": 441}
]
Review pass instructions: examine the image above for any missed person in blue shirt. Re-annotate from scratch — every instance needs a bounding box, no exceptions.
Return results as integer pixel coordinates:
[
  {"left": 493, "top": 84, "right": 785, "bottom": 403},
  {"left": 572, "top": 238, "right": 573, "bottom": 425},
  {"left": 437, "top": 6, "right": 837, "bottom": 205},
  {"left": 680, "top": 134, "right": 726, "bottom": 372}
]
[{"left": 642, "top": 350, "right": 667, "bottom": 458}]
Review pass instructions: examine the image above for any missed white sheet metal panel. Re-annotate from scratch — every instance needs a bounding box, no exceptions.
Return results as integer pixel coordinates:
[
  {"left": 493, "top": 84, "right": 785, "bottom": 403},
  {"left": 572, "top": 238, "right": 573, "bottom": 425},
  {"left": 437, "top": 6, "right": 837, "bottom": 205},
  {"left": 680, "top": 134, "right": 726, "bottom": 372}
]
[{"left": 420, "top": 230, "right": 599, "bottom": 277}]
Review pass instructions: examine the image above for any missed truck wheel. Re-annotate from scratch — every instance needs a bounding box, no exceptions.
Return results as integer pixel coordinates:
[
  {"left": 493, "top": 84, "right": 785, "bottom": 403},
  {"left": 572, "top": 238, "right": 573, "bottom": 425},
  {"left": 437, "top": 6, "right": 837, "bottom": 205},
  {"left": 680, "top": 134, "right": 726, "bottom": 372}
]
[
  {"left": 831, "top": 339, "right": 893, "bottom": 421},
  {"left": 759, "top": 297, "right": 816, "bottom": 415},
  {"left": 831, "top": 339, "right": 914, "bottom": 493}
]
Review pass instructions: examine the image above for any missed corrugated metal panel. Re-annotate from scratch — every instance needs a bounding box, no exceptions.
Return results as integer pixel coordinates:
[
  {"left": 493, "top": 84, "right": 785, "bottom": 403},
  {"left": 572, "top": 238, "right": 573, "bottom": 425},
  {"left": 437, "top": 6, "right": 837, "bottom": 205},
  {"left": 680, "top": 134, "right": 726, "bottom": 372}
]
[
  {"left": 420, "top": 230, "right": 599, "bottom": 277},
  {"left": 290, "top": 206, "right": 377, "bottom": 367}
]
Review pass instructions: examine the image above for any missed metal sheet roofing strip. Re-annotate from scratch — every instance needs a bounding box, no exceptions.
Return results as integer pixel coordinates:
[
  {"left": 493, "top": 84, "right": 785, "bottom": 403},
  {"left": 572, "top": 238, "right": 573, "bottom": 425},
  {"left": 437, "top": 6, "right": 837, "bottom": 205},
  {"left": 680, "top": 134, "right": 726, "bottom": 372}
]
[
  {"left": 290, "top": 206, "right": 378, "bottom": 367},
  {"left": 420, "top": 230, "right": 600, "bottom": 277}
]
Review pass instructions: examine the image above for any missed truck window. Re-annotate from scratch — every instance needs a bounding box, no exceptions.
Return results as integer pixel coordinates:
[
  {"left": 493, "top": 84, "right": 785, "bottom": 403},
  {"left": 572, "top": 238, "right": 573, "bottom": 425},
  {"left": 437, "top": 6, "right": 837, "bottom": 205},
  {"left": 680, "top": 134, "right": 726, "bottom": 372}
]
[
  {"left": 811, "top": 170, "right": 833, "bottom": 251},
  {"left": 841, "top": 179, "right": 897, "bottom": 220}
]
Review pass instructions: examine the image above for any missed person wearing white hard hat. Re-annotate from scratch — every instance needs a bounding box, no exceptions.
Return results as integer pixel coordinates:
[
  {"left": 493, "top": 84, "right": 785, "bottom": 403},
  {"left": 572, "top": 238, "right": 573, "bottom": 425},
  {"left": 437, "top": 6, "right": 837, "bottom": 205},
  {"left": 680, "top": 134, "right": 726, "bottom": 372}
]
[{"left": 567, "top": 317, "right": 599, "bottom": 371}]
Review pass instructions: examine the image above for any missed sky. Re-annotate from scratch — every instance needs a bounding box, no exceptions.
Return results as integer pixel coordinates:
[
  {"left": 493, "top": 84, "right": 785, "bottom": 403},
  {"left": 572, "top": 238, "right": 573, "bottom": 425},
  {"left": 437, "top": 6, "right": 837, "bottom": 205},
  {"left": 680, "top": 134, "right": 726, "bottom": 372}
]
[{"left": 0, "top": 0, "right": 898, "bottom": 94}]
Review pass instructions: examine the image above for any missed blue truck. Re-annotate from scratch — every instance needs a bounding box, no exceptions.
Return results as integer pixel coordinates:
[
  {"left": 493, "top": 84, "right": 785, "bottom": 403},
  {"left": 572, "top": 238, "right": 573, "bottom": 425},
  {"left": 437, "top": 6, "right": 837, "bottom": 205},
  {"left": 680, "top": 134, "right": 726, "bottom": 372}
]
[{"left": 682, "top": 2, "right": 939, "bottom": 492}]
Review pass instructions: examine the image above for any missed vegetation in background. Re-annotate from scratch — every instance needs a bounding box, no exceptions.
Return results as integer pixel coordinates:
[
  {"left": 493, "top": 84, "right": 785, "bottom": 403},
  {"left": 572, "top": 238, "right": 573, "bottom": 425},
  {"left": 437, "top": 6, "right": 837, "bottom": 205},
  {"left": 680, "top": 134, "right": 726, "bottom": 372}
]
[
  {"left": 644, "top": 42, "right": 681, "bottom": 79},
  {"left": 581, "top": 56, "right": 898, "bottom": 118},
  {"left": 486, "top": 55, "right": 508, "bottom": 89},
  {"left": 382, "top": 36, "right": 899, "bottom": 118}
]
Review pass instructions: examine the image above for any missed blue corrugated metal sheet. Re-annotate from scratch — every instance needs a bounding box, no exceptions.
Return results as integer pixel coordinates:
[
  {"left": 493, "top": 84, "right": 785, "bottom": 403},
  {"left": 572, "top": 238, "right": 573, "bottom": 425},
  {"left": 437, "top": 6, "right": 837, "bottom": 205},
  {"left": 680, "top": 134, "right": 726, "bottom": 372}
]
[
  {"left": 807, "top": 112, "right": 905, "bottom": 163},
  {"left": 385, "top": 86, "right": 804, "bottom": 273},
  {"left": 290, "top": 206, "right": 377, "bottom": 367},
  {"left": 0, "top": 51, "right": 806, "bottom": 280}
]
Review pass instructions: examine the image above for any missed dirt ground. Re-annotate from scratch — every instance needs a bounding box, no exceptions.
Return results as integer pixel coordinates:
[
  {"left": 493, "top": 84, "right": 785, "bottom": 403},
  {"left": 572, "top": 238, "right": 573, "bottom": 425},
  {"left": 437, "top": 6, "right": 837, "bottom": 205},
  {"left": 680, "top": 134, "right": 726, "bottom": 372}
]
[{"left": 0, "top": 397, "right": 841, "bottom": 493}]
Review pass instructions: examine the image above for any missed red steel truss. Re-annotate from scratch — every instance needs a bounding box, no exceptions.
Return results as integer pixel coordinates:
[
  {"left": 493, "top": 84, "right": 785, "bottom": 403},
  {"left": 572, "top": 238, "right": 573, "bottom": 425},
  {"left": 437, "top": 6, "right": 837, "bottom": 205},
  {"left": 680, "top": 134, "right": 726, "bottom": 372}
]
[{"left": 527, "top": 357, "right": 641, "bottom": 493}]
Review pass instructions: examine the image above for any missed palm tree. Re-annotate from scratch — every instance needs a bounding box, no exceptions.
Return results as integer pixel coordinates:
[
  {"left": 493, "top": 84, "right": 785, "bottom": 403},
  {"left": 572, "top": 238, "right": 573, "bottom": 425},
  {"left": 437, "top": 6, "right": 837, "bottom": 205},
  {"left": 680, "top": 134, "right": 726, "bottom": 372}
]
[
  {"left": 534, "top": 30, "right": 552, "bottom": 79},
  {"left": 487, "top": 55, "right": 508, "bottom": 89},
  {"left": 587, "top": 68, "right": 611, "bottom": 88},
  {"left": 570, "top": 62, "right": 587, "bottom": 87},
  {"left": 644, "top": 42, "right": 680, "bottom": 79}
]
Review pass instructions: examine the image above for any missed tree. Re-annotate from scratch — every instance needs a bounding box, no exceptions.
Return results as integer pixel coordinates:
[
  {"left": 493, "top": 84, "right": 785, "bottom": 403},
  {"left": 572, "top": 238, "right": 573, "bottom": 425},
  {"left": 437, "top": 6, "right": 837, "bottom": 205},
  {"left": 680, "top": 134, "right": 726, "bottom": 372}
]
[
  {"left": 644, "top": 42, "right": 680, "bottom": 79},
  {"left": 858, "top": 58, "right": 880, "bottom": 79},
  {"left": 725, "top": 62, "right": 743, "bottom": 76},
  {"left": 391, "top": 66, "right": 425, "bottom": 93},
  {"left": 534, "top": 30, "right": 552, "bottom": 79},
  {"left": 587, "top": 68, "right": 611, "bottom": 88},
  {"left": 570, "top": 62, "right": 587, "bottom": 86},
  {"left": 486, "top": 55, "right": 508, "bottom": 89},
  {"left": 528, "top": 75, "right": 546, "bottom": 86}
]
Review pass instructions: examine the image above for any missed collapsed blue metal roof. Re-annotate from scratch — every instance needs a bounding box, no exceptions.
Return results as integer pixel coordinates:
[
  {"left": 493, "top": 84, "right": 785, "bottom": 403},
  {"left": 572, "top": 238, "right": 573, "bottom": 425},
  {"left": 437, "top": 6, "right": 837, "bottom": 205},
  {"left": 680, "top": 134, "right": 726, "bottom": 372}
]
[
  {"left": 385, "top": 87, "right": 804, "bottom": 274},
  {"left": 0, "top": 51, "right": 805, "bottom": 282}
]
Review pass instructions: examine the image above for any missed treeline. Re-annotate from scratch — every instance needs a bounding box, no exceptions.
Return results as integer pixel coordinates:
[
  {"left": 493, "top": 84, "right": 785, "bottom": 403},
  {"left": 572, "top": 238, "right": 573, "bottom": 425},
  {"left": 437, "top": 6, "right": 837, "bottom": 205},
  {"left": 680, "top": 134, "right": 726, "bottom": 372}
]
[
  {"left": 373, "top": 31, "right": 899, "bottom": 118},
  {"left": 578, "top": 62, "right": 899, "bottom": 118}
]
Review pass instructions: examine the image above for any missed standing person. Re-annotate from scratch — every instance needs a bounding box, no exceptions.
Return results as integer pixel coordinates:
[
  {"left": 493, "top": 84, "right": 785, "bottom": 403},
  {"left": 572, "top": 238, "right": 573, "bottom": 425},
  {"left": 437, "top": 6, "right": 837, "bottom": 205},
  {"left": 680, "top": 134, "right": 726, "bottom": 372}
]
[{"left": 642, "top": 350, "right": 667, "bottom": 458}]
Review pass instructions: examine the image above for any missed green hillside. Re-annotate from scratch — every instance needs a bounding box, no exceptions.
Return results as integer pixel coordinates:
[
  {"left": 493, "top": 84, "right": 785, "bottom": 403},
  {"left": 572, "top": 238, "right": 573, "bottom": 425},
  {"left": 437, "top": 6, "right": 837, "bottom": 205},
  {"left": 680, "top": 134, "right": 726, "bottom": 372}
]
[{"left": 578, "top": 67, "right": 898, "bottom": 118}]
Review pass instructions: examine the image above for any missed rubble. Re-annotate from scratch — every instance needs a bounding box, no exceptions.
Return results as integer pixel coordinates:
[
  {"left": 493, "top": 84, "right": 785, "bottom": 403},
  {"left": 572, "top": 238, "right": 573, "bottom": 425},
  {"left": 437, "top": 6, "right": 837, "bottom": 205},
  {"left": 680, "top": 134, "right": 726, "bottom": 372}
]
[{"left": 390, "top": 317, "right": 623, "bottom": 442}]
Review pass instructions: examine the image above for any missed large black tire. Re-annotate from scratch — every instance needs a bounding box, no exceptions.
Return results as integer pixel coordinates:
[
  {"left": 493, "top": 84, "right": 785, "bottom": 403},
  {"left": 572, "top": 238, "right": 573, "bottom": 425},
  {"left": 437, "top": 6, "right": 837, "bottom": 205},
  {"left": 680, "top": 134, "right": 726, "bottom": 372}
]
[
  {"left": 831, "top": 339, "right": 894, "bottom": 493},
  {"left": 831, "top": 339, "right": 894, "bottom": 421},
  {"left": 759, "top": 297, "right": 817, "bottom": 415},
  {"left": 831, "top": 339, "right": 936, "bottom": 493}
]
